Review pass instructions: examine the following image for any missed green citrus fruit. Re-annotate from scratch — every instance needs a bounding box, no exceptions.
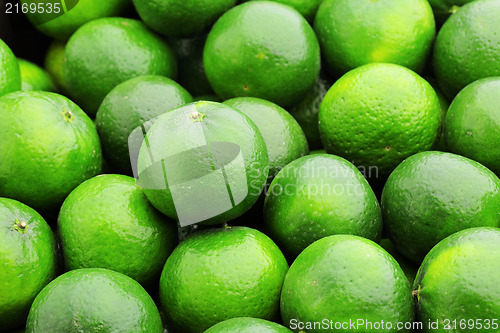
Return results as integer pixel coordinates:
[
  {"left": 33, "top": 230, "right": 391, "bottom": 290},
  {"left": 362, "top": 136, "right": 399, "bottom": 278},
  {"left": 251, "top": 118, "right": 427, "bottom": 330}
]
[
  {"left": 427, "top": 78, "right": 451, "bottom": 151},
  {"left": 204, "top": 1, "right": 321, "bottom": 107},
  {"left": 170, "top": 35, "right": 215, "bottom": 96},
  {"left": 319, "top": 63, "right": 441, "bottom": 178},
  {"left": 95, "top": 75, "right": 193, "bottom": 175},
  {"left": 137, "top": 101, "right": 269, "bottom": 226},
  {"left": 159, "top": 226, "right": 288, "bottom": 333},
  {"left": 281, "top": 235, "right": 414, "bottom": 332},
  {"left": 314, "top": 0, "right": 435, "bottom": 76},
  {"left": 223, "top": 97, "right": 309, "bottom": 180},
  {"left": 17, "top": 58, "right": 56, "bottom": 92},
  {"left": 413, "top": 227, "right": 500, "bottom": 332},
  {"left": 382, "top": 151, "right": 500, "bottom": 263},
  {"left": 26, "top": 268, "right": 163, "bottom": 332},
  {"left": 433, "top": 0, "right": 500, "bottom": 99},
  {"left": 58, "top": 174, "right": 178, "bottom": 286},
  {"left": 444, "top": 77, "right": 500, "bottom": 175},
  {"left": 63, "top": 17, "right": 177, "bottom": 116},
  {"left": 289, "top": 73, "right": 331, "bottom": 150},
  {"left": 380, "top": 239, "right": 419, "bottom": 285},
  {"left": 0, "top": 91, "right": 102, "bottom": 212},
  {"left": 248, "top": 0, "right": 323, "bottom": 21},
  {"left": 23, "top": 0, "right": 130, "bottom": 40},
  {"left": 0, "top": 39, "right": 21, "bottom": 97},
  {"left": 0, "top": 198, "right": 57, "bottom": 331},
  {"left": 264, "top": 154, "right": 382, "bottom": 258},
  {"left": 194, "top": 94, "right": 221, "bottom": 102},
  {"left": 44, "top": 41, "right": 67, "bottom": 93},
  {"left": 205, "top": 317, "right": 292, "bottom": 333},
  {"left": 132, "top": 0, "right": 237, "bottom": 38},
  {"left": 427, "top": 0, "right": 475, "bottom": 24}
]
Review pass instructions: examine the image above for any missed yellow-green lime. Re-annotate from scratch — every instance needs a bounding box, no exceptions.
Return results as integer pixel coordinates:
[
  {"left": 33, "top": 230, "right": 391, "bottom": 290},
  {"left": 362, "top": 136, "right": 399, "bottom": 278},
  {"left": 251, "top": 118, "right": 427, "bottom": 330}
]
[
  {"left": 0, "top": 39, "right": 21, "bottom": 97},
  {"left": 17, "top": 58, "right": 56, "bottom": 92},
  {"left": 44, "top": 41, "right": 67, "bottom": 93}
]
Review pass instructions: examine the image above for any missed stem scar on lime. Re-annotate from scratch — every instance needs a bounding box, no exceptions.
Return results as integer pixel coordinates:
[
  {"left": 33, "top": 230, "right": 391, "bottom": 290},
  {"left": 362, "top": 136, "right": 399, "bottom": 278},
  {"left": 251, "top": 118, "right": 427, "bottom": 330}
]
[{"left": 13, "top": 218, "right": 28, "bottom": 233}]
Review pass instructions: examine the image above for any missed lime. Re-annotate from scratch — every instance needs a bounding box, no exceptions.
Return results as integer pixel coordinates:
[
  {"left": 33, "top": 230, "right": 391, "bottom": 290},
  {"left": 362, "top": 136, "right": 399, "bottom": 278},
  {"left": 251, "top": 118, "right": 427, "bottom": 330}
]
[
  {"left": 194, "top": 95, "right": 221, "bottom": 102},
  {"left": 319, "top": 63, "right": 441, "bottom": 178},
  {"left": 288, "top": 73, "right": 332, "bottom": 150},
  {"left": 0, "top": 39, "right": 21, "bottom": 97},
  {"left": 413, "top": 227, "right": 500, "bottom": 332},
  {"left": 44, "top": 41, "right": 67, "bottom": 93},
  {"left": 58, "top": 174, "right": 178, "bottom": 286},
  {"left": 223, "top": 97, "right": 309, "bottom": 180},
  {"left": 63, "top": 17, "right": 177, "bottom": 116},
  {"left": 444, "top": 77, "right": 500, "bottom": 175},
  {"left": 23, "top": 0, "right": 130, "bottom": 40},
  {"left": 427, "top": 0, "right": 475, "bottom": 24},
  {"left": 264, "top": 154, "right": 382, "bottom": 258},
  {"left": 26, "top": 268, "right": 163, "bottom": 332},
  {"left": 17, "top": 59, "right": 56, "bottom": 92},
  {"left": 132, "top": 0, "right": 237, "bottom": 38},
  {"left": 136, "top": 101, "right": 269, "bottom": 226},
  {"left": 314, "top": 0, "right": 435, "bottom": 76},
  {"left": 170, "top": 35, "right": 215, "bottom": 96},
  {"left": 0, "top": 91, "right": 102, "bottom": 212},
  {"left": 433, "top": 0, "right": 500, "bottom": 99},
  {"left": 159, "top": 226, "right": 288, "bottom": 333},
  {"left": 0, "top": 198, "right": 57, "bottom": 331},
  {"left": 382, "top": 151, "right": 500, "bottom": 263},
  {"left": 380, "top": 238, "right": 419, "bottom": 285},
  {"left": 205, "top": 317, "right": 292, "bottom": 333},
  {"left": 427, "top": 78, "right": 450, "bottom": 151},
  {"left": 248, "top": 0, "right": 323, "bottom": 21},
  {"left": 203, "top": 1, "right": 321, "bottom": 107},
  {"left": 95, "top": 75, "right": 193, "bottom": 175},
  {"left": 281, "top": 235, "right": 414, "bottom": 332}
]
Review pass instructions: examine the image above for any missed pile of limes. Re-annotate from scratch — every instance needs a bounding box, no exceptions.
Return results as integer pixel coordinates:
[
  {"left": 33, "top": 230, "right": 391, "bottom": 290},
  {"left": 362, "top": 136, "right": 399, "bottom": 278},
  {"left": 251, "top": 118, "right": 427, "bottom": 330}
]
[{"left": 0, "top": 0, "right": 499, "bottom": 332}]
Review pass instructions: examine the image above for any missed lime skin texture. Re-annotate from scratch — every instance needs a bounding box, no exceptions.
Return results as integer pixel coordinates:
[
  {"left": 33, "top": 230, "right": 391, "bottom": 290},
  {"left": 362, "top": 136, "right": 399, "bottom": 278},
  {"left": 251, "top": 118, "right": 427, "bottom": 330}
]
[
  {"left": 17, "top": 58, "right": 56, "bottom": 92},
  {"left": 0, "top": 39, "right": 21, "bottom": 97},
  {"left": 137, "top": 101, "right": 269, "bottom": 226},
  {"left": 0, "top": 91, "right": 102, "bottom": 212},
  {"left": 63, "top": 17, "right": 177, "bottom": 116},
  {"left": 280, "top": 235, "right": 414, "bottom": 333},
  {"left": 444, "top": 77, "right": 500, "bottom": 176},
  {"left": 95, "top": 75, "right": 193, "bottom": 175},
  {"left": 223, "top": 97, "right": 309, "bottom": 181},
  {"left": 433, "top": 0, "right": 500, "bottom": 99},
  {"left": 58, "top": 174, "right": 178, "bottom": 287},
  {"left": 25, "top": 268, "right": 164, "bottom": 332},
  {"left": 159, "top": 226, "right": 288, "bottom": 333},
  {"left": 413, "top": 227, "right": 500, "bottom": 333},
  {"left": 204, "top": 1, "right": 321, "bottom": 108},
  {"left": 264, "top": 154, "right": 382, "bottom": 259},
  {"left": 0, "top": 198, "right": 58, "bottom": 331}
]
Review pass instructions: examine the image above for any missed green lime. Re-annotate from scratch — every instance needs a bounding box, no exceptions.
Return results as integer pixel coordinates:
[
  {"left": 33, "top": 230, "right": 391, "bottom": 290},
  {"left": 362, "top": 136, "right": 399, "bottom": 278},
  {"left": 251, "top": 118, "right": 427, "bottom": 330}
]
[
  {"left": 382, "top": 151, "right": 500, "bottom": 263},
  {"left": 26, "top": 268, "right": 163, "bottom": 332},
  {"left": 444, "top": 77, "right": 500, "bottom": 175},
  {"left": 380, "top": 239, "right": 419, "bottom": 285},
  {"left": 194, "top": 95, "right": 221, "bottom": 102},
  {"left": 95, "top": 75, "right": 193, "bottom": 175},
  {"left": 319, "top": 63, "right": 441, "bottom": 178},
  {"left": 223, "top": 97, "right": 309, "bottom": 180},
  {"left": 0, "top": 39, "right": 21, "bottom": 97},
  {"left": 281, "top": 235, "right": 414, "bottom": 332},
  {"left": 23, "top": 0, "right": 130, "bottom": 40},
  {"left": 159, "top": 226, "right": 288, "bottom": 333},
  {"left": 314, "top": 0, "right": 435, "bottom": 76},
  {"left": 288, "top": 73, "right": 331, "bottom": 150},
  {"left": 427, "top": 78, "right": 451, "bottom": 151},
  {"left": 433, "top": 0, "right": 500, "bottom": 99},
  {"left": 0, "top": 91, "right": 102, "bottom": 212},
  {"left": 427, "top": 0, "right": 475, "bottom": 24},
  {"left": 413, "top": 227, "right": 500, "bottom": 332},
  {"left": 44, "top": 41, "right": 67, "bottom": 93},
  {"left": 204, "top": 1, "right": 321, "bottom": 107},
  {"left": 137, "top": 101, "right": 269, "bottom": 226},
  {"left": 248, "top": 0, "right": 323, "bottom": 21},
  {"left": 58, "top": 174, "right": 178, "bottom": 286},
  {"left": 205, "top": 317, "right": 292, "bottom": 333},
  {"left": 0, "top": 198, "right": 57, "bottom": 331},
  {"left": 264, "top": 154, "right": 382, "bottom": 258},
  {"left": 17, "top": 59, "right": 56, "bottom": 92},
  {"left": 63, "top": 17, "right": 177, "bottom": 116},
  {"left": 132, "top": 0, "right": 237, "bottom": 38},
  {"left": 170, "top": 35, "right": 215, "bottom": 96}
]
